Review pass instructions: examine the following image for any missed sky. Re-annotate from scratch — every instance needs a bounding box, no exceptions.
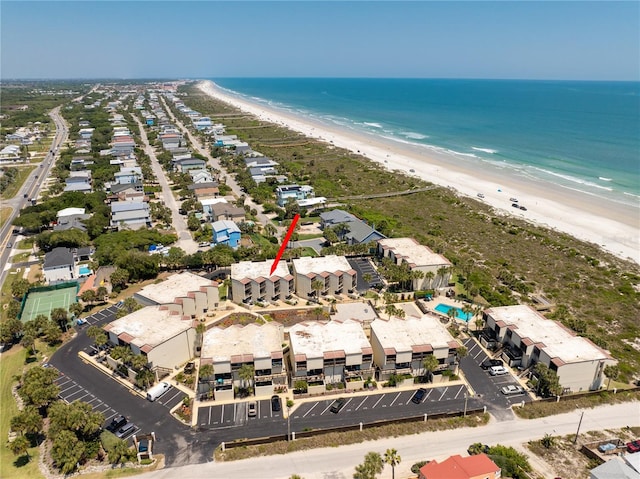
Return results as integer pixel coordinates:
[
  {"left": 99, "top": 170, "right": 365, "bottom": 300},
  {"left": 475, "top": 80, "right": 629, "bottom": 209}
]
[{"left": 1, "top": 1, "right": 638, "bottom": 81}]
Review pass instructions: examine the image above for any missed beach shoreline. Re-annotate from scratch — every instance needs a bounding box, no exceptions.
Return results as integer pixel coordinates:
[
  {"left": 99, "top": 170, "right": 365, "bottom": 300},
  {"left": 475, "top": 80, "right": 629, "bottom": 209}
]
[{"left": 197, "top": 80, "right": 639, "bottom": 265}]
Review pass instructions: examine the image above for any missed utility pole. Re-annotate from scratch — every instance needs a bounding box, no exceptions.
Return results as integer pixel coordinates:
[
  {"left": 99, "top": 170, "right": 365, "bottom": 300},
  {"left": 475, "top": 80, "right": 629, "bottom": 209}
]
[
  {"left": 287, "top": 403, "right": 291, "bottom": 441},
  {"left": 573, "top": 410, "right": 585, "bottom": 445},
  {"left": 464, "top": 393, "right": 468, "bottom": 417}
]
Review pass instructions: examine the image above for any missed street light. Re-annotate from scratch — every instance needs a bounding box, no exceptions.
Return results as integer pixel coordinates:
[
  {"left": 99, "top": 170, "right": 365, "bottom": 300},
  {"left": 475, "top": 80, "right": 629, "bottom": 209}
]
[
  {"left": 287, "top": 402, "right": 291, "bottom": 441},
  {"left": 464, "top": 393, "right": 468, "bottom": 417}
]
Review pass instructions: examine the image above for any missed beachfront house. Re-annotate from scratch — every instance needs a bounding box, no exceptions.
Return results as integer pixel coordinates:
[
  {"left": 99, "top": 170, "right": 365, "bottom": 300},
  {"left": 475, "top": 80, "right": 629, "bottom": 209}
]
[
  {"left": 419, "top": 454, "right": 501, "bottom": 479},
  {"left": 200, "top": 322, "right": 286, "bottom": 401},
  {"left": 483, "top": 305, "right": 616, "bottom": 392},
  {"left": 369, "top": 315, "right": 459, "bottom": 382},
  {"left": 276, "top": 184, "right": 315, "bottom": 207},
  {"left": 230, "top": 260, "right": 293, "bottom": 305},
  {"left": 377, "top": 238, "right": 452, "bottom": 290}
]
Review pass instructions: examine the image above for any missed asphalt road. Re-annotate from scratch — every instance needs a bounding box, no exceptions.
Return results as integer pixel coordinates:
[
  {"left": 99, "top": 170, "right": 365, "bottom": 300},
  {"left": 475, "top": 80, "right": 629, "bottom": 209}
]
[{"left": 138, "top": 401, "right": 640, "bottom": 479}]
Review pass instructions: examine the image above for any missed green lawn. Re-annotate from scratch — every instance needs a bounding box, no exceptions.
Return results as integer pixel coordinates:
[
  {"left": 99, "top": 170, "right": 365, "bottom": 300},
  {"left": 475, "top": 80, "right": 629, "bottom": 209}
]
[
  {"left": 0, "top": 207, "right": 13, "bottom": 228},
  {"left": 1, "top": 269, "right": 19, "bottom": 322},
  {"left": 0, "top": 165, "right": 37, "bottom": 200},
  {"left": 0, "top": 347, "right": 45, "bottom": 479}
]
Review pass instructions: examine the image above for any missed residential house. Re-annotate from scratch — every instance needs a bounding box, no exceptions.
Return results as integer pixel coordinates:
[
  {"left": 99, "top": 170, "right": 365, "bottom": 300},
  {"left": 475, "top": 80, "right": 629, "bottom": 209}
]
[
  {"left": 590, "top": 457, "right": 640, "bottom": 479},
  {"left": 210, "top": 203, "right": 245, "bottom": 223},
  {"left": 43, "top": 247, "right": 76, "bottom": 284},
  {"left": 200, "top": 198, "right": 228, "bottom": 216},
  {"left": 0, "top": 145, "right": 21, "bottom": 161},
  {"left": 110, "top": 201, "right": 151, "bottom": 230},
  {"left": 419, "top": 454, "right": 501, "bottom": 479},
  {"left": 188, "top": 182, "right": 219, "bottom": 200},
  {"left": 64, "top": 170, "right": 92, "bottom": 193},
  {"left": 114, "top": 166, "right": 143, "bottom": 184},
  {"left": 188, "top": 169, "right": 214, "bottom": 184},
  {"left": 230, "top": 260, "right": 293, "bottom": 305},
  {"left": 193, "top": 117, "right": 212, "bottom": 130},
  {"left": 54, "top": 212, "right": 90, "bottom": 232},
  {"left": 291, "top": 255, "right": 356, "bottom": 299},
  {"left": 133, "top": 271, "right": 219, "bottom": 318},
  {"left": 211, "top": 220, "right": 241, "bottom": 249},
  {"left": 276, "top": 184, "right": 315, "bottom": 207},
  {"left": 369, "top": 315, "right": 459, "bottom": 381},
  {"left": 483, "top": 305, "right": 616, "bottom": 392},
  {"left": 200, "top": 323, "right": 286, "bottom": 400},
  {"left": 173, "top": 157, "right": 206, "bottom": 173},
  {"left": 288, "top": 320, "right": 374, "bottom": 391},
  {"left": 103, "top": 306, "right": 196, "bottom": 371},
  {"left": 377, "top": 238, "right": 452, "bottom": 290}
]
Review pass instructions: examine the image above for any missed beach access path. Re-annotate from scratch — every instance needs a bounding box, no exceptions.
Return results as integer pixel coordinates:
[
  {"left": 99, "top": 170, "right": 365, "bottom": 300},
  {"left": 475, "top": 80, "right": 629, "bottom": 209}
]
[{"left": 197, "top": 81, "right": 639, "bottom": 265}]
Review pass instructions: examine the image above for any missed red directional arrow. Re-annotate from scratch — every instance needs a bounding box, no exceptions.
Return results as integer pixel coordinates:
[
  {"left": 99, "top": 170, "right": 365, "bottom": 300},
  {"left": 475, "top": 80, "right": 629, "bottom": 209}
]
[{"left": 270, "top": 214, "right": 300, "bottom": 275}]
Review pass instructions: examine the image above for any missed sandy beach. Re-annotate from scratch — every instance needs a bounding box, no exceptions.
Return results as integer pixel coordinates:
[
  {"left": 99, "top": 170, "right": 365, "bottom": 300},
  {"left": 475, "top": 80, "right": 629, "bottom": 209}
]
[{"left": 198, "top": 80, "right": 639, "bottom": 264}]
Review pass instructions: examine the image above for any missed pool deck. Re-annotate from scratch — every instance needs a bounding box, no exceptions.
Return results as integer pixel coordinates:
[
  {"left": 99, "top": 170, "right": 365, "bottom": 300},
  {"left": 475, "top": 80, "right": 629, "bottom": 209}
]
[{"left": 421, "top": 297, "right": 476, "bottom": 323}]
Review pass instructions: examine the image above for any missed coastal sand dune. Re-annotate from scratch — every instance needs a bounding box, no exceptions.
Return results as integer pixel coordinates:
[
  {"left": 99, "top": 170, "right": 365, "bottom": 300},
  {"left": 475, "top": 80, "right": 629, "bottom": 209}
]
[{"left": 198, "top": 80, "right": 639, "bottom": 264}]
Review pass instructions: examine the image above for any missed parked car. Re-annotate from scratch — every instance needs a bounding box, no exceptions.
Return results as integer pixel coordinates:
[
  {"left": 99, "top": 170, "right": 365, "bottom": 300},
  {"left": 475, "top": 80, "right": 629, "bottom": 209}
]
[
  {"left": 330, "top": 397, "right": 347, "bottom": 413},
  {"left": 247, "top": 401, "right": 257, "bottom": 417},
  {"left": 481, "top": 358, "right": 504, "bottom": 370},
  {"left": 511, "top": 203, "right": 520, "bottom": 208},
  {"left": 627, "top": 440, "right": 640, "bottom": 453},
  {"left": 501, "top": 385, "right": 526, "bottom": 395},
  {"left": 489, "top": 365, "right": 509, "bottom": 376},
  {"left": 106, "top": 415, "right": 127, "bottom": 433},
  {"left": 411, "top": 388, "right": 427, "bottom": 404},
  {"left": 271, "top": 395, "right": 281, "bottom": 412},
  {"left": 115, "top": 422, "right": 136, "bottom": 439},
  {"left": 519, "top": 205, "right": 527, "bottom": 211}
]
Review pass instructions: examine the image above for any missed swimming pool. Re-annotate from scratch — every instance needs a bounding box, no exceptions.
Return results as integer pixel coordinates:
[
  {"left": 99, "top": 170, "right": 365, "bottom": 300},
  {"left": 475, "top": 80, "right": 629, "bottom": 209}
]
[
  {"left": 79, "top": 266, "right": 91, "bottom": 276},
  {"left": 434, "top": 303, "right": 472, "bottom": 322}
]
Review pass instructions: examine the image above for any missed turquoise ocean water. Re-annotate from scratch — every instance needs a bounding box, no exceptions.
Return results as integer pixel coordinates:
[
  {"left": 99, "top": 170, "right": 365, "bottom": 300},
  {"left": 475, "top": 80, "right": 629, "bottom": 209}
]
[{"left": 211, "top": 78, "right": 640, "bottom": 207}]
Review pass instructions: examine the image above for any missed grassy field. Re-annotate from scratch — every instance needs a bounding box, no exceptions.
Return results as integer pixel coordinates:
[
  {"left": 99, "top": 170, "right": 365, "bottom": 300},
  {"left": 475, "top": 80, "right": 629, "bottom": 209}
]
[
  {"left": 0, "top": 165, "right": 37, "bottom": 200},
  {"left": 513, "top": 390, "right": 640, "bottom": 419},
  {"left": 181, "top": 83, "right": 640, "bottom": 383},
  {"left": 0, "top": 206, "right": 13, "bottom": 228},
  {"left": 1, "top": 268, "right": 20, "bottom": 322},
  {"left": 0, "top": 346, "right": 45, "bottom": 479}
]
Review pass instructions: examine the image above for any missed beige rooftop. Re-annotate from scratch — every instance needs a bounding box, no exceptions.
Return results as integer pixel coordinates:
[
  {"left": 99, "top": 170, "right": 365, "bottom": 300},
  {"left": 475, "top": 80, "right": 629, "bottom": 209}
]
[
  {"left": 104, "top": 306, "right": 193, "bottom": 349},
  {"left": 370, "top": 315, "right": 455, "bottom": 350},
  {"left": 136, "top": 271, "right": 214, "bottom": 304},
  {"left": 331, "top": 302, "right": 379, "bottom": 323},
  {"left": 231, "top": 260, "right": 290, "bottom": 279},
  {"left": 292, "top": 255, "right": 353, "bottom": 275},
  {"left": 486, "top": 305, "right": 610, "bottom": 363},
  {"left": 378, "top": 238, "right": 450, "bottom": 266},
  {"left": 201, "top": 322, "right": 284, "bottom": 362},
  {"left": 289, "top": 320, "right": 370, "bottom": 357}
]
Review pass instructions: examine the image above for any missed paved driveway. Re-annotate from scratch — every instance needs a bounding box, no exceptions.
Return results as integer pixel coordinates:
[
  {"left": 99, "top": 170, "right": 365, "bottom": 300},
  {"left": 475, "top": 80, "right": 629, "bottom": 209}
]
[
  {"left": 460, "top": 337, "right": 531, "bottom": 419},
  {"left": 347, "top": 257, "right": 383, "bottom": 291}
]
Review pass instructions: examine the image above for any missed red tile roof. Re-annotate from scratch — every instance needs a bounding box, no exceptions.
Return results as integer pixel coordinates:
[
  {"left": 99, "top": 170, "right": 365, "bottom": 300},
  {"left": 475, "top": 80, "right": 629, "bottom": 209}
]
[{"left": 420, "top": 454, "right": 500, "bottom": 479}]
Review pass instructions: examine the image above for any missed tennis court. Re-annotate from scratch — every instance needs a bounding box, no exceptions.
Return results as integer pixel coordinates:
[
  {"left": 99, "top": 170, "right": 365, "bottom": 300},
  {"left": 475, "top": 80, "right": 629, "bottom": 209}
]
[{"left": 20, "top": 284, "right": 78, "bottom": 321}]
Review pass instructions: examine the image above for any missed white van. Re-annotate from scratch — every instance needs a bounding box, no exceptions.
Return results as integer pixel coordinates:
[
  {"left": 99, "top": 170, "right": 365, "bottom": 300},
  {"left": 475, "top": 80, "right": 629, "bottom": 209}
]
[{"left": 146, "top": 381, "right": 171, "bottom": 402}]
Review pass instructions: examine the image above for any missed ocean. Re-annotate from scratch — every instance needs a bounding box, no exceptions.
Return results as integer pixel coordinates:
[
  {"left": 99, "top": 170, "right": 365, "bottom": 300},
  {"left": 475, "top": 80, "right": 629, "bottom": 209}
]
[{"left": 211, "top": 78, "right": 640, "bottom": 207}]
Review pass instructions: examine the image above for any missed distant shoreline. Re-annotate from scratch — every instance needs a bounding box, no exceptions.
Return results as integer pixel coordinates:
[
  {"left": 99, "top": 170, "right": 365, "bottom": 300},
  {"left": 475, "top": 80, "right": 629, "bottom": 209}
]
[{"left": 197, "top": 80, "right": 639, "bottom": 265}]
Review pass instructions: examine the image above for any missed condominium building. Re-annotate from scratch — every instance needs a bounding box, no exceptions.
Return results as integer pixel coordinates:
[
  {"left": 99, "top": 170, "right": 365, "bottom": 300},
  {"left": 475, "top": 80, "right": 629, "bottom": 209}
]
[
  {"left": 230, "top": 260, "right": 293, "bottom": 305},
  {"left": 291, "top": 255, "right": 356, "bottom": 299}
]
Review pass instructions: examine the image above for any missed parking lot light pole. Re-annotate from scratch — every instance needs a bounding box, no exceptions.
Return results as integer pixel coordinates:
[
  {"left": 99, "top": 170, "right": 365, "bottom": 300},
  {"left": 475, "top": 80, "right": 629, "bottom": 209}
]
[
  {"left": 464, "top": 393, "right": 468, "bottom": 417},
  {"left": 287, "top": 404, "right": 291, "bottom": 441}
]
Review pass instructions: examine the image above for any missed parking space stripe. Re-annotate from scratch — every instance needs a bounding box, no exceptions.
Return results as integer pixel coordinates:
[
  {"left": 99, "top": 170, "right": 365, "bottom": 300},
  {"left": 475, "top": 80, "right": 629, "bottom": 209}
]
[
  {"left": 87, "top": 397, "right": 99, "bottom": 404},
  {"left": 302, "top": 402, "right": 319, "bottom": 418},
  {"left": 220, "top": 405, "right": 225, "bottom": 424},
  {"left": 208, "top": 407, "right": 212, "bottom": 425},
  {"left": 60, "top": 385, "right": 80, "bottom": 394},
  {"left": 74, "top": 392, "right": 91, "bottom": 402},
  {"left": 389, "top": 392, "right": 401, "bottom": 407},
  {"left": 319, "top": 402, "right": 333, "bottom": 415},
  {"left": 438, "top": 387, "right": 448, "bottom": 401},
  {"left": 425, "top": 388, "right": 434, "bottom": 401},
  {"left": 66, "top": 389, "right": 87, "bottom": 399},
  {"left": 162, "top": 389, "right": 182, "bottom": 406},
  {"left": 354, "top": 396, "right": 368, "bottom": 411},
  {"left": 453, "top": 385, "right": 465, "bottom": 399},
  {"left": 372, "top": 394, "right": 385, "bottom": 409}
]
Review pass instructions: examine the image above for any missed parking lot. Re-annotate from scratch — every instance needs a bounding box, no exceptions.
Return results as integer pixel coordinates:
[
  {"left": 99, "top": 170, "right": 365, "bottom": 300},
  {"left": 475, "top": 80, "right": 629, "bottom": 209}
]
[
  {"left": 460, "top": 337, "right": 532, "bottom": 414},
  {"left": 197, "top": 384, "right": 469, "bottom": 431},
  {"left": 198, "top": 397, "right": 284, "bottom": 428},
  {"left": 75, "top": 303, "right": 122, "bottom": 328},
  {"left": 348, "top": 257, "right": 383, "bottom": 291},
  {"left": 54, "top": 373, "right": 141, "bottom": 438},
  {"left": 155, "top": 386, "right": 188, "bottom": 411}
]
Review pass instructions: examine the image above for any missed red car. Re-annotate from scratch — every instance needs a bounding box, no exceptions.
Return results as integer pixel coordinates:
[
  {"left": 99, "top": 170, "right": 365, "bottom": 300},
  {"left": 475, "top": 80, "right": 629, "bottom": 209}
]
[{"left": 627, "top": 440, "right": 640, "bottom": 453}]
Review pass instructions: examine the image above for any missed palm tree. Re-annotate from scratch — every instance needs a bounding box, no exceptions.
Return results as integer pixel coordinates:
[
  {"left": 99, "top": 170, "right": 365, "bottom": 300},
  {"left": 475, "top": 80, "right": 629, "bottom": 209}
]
[
  {"left": 135, "top": 368, "right": 155, "bottom": 389},
  {"left": 199, "top": 363, "right": 214, "bottom": 381},
  {"left": 436, "top": 266, "right": 450, "bottom": 289},
  {"left": 462, "top": 304, "right": 474, "bottom": 332},
  {"left": 604, "top": 365, "right": 620, "bottom": 390},
  {"left": 473, "top": 305, "right": 485, "bottom": 332},
  {"left": 446, "top": 307, "right": 457, "bottom": 324},
  {"left": 384, "top": 448, "right": 401, "bottom": 479},
  {"left": 311, "top": 279, "right": 324, "bottom": 300},
  {"left": 8, "top": 435, "right": 30, "bottom": 461},
  {"left": 264, "top": 223, "right": 277, "bottom": 237},
  {"left": 424, "top": 270, "right": 435, "bottom": 289},
  {"left": 195, "top": 322, "right": 206, "bottom": 357},
  {"left": 130, "top": 354, "right": 148, "bottom": 371},
  {"left": 422, "top": 354, "right": 439, "bottom": 382},
  {"left": 238, "top": 363, "right": 255, "bottom": 395}
]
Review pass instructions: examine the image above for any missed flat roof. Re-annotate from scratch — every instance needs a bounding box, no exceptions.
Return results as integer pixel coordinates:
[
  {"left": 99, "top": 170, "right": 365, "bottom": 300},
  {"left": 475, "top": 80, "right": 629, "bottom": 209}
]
[
  {"left": 485, "top": 305, "right": 610, "bottom": 363},
  {"left": 201, "top": 322, "right": 284, "bottom": 362},
  {"left": 370, "top": 315, "right": 455, "bottom": 351},
  {"left": 289, "top": 320, "right": 371, "bottom": 358},
  {"left": 104, "top": 306, "right": 193, "bottom": 350},
  {"left": 331, "top": 302, "right": 378, "bottom": 323},
  {"left": 378, "top": 238, "right": 450, "bottom": 267},
  {"left": 231, "top": 260, "right": 290, "bottom": 280},
  {"left": 136, "top": 271, "right": 215, "bottom": 304},
  {"left": 292, "top": 255, "right": 353, "bottom": 276}
]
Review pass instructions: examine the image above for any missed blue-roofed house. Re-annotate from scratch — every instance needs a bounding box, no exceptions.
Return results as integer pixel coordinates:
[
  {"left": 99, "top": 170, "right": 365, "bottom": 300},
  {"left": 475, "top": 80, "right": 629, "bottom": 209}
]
[{"left": 211, "top": 220, "right": 241, "bottom": 249}]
